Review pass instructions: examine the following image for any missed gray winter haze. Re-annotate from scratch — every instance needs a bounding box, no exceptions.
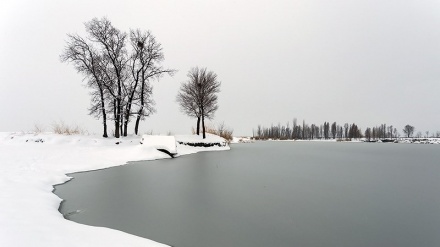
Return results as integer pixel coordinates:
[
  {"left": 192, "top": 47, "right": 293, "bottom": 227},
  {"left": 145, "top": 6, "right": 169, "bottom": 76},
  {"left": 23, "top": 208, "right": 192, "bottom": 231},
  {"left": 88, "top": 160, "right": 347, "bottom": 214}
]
[{"left": 1, "top": 0, "right": 439, "bottom": 136}]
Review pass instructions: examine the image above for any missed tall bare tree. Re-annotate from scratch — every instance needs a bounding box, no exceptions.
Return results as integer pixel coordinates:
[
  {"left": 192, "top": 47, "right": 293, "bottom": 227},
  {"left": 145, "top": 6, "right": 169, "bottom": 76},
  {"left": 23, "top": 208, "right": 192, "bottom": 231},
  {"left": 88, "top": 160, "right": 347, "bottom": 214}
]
[
  {"left": 61, "top": 34, "right": 109, "bottom": 137},
  {"left": 85, "top": 17, "right": 128, "bottom": 138},
  {"left": 176, "top": 67, "right": 221, "bottom": 139},
  {"left": 331, "top": 122, "right": 337, "bottom": 139},
  {"left": 128, "top": 29, "right": 175, "bottom": 135},
  {"left": 365, "top": 127, "right": 372, "bottom": 141}
]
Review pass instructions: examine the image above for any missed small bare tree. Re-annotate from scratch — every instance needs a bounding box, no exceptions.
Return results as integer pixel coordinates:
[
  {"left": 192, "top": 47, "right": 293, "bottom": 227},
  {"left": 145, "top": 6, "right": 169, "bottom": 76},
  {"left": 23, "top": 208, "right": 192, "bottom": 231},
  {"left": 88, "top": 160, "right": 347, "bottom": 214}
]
[
  {"left": 365, "top": 127, "right": 372, "bottom": 141},
  {"left": 331, "top": 122, "right": 337, "bottom": 139},
  {"left": 176, "top": 67, "right": 221, "bottom": 139},
  {"left": 403, "top": 124, "right": 415, "bottom": 138}
]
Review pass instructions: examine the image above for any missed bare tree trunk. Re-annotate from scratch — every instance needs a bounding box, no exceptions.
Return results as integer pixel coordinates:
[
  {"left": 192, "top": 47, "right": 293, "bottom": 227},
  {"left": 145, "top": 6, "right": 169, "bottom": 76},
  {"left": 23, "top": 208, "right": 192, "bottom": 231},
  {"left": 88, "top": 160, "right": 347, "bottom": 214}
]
[
  {"left": 134, "top": 115, "right": 141, "bottom": 135},
  {"left": 123, "top": 117, "right": 128, "bottom": 136},
  {"left": 116, "top": 84, "right": 122, "bottom": 138},
  {"left": 123, "top": 105, "right": 132, "bottom": 137},
  {"left": 201, "top": 106, "right": 206, "bottom": 139},
  {"left": 113, "top": 99, "right": 119, "bottom": 138},
  {"left": 123, "top": 103, "right": 132, "bottom": 137},
  {"left": 124, "top": 75, "right": 140, "bottom": 136},
  {"left": 134, "top": 69, "right": 145, "bottom": 136},
  {"left": 102, "top": 117, "right": 108, "bottom": 137},
  {"left": 196, "top": 117, "right": 200, "bottom": 135},
  {"left": 119, "top": 114, "right": 123, "bottom": 137},
  {"left": 99, "top": 89, "right": 108, "bottom": 138},
  {"left": 134, "top": 106, "right": 143, "bottom": 135},
  {"left": 114, "top": 119, "right": 119, "bottom": 138},
  {"left": 202, "top": 116, "right": 206, "bottom": 139}
]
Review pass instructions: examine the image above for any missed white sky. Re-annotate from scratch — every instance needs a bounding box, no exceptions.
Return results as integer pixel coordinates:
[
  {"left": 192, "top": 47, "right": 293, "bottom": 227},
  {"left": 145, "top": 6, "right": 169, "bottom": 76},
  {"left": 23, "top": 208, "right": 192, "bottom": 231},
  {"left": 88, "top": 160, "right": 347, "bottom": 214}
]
[{"left": 1, "top": 0, "right": 439, "bottom": 136}]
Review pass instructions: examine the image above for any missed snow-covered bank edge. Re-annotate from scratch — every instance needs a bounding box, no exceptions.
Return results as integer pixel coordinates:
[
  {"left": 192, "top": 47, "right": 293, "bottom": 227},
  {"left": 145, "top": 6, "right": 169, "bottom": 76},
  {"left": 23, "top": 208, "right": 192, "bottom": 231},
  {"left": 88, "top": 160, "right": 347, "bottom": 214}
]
[{"left": 0, "top": 132, "right": 229, "bottom": 247}]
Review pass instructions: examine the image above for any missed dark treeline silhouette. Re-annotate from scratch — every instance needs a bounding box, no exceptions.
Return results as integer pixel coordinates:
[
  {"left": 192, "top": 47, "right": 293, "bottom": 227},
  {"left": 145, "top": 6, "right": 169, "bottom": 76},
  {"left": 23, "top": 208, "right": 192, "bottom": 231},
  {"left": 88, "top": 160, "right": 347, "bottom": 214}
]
[{"left": 253, "top": 119, "right": 403, "bottom": 141}]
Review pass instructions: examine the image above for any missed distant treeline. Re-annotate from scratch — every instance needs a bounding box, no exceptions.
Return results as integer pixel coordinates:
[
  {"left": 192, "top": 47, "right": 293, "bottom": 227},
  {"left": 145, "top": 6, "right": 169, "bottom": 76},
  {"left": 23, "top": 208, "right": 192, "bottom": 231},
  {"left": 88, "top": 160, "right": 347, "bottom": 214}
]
[{"left": 252, "top": 119, "right": 435, "bottom": 140}]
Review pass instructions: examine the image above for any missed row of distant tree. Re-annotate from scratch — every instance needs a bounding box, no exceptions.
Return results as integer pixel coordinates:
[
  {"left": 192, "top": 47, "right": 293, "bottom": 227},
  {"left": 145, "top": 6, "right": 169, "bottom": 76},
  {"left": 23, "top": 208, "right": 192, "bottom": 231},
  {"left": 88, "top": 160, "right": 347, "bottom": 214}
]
[{"left": 253, "top": 119, "right": 440, "bottom": 140}]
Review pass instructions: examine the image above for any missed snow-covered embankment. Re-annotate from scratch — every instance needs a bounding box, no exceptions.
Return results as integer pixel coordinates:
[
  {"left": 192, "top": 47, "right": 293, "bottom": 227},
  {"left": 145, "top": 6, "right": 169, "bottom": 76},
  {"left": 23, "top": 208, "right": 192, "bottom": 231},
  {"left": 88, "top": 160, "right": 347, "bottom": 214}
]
[{"left": 0, "top": 132, "right": 229, "bottom": 247}]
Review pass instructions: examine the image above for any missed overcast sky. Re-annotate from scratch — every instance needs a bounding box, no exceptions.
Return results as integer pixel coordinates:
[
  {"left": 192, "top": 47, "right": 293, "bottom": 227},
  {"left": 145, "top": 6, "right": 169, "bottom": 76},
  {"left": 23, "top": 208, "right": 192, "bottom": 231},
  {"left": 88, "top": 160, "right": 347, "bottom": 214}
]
[{"left": 1, "top": 0, "right": 439, "bottom": 136}]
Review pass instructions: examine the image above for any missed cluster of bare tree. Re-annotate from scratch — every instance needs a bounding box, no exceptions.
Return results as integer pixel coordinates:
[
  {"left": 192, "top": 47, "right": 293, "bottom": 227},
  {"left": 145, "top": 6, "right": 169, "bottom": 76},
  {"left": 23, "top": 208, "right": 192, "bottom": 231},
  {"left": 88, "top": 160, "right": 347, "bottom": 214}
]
[
  {"left": 61, "top": 17, "right": 174, "bottom": 138},
  {"left": 253, "top": 119, "right": 362, "bottom": 140},
  {"left": 400, "top": 125, "right": 440, "bottom": 138},
  {"left": 176, "top": 67, "right": 221, "bottom": 139},
  {"left": 364, "top": 124, "right": 398, "bottom": 141},
  {"left": 253, "top": 119, "right": 414, "bottom": 140},
  {"left": 254, "top": 121, "right": 440, "bottom": 140}
]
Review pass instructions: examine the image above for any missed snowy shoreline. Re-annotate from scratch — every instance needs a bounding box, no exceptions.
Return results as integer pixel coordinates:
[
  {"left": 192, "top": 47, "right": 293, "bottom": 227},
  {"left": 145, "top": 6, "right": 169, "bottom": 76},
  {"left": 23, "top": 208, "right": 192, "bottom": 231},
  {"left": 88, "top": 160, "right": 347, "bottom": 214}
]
[
  {"left": 0, "top": 132, "right": 229, "bottom": 247},
  {"left": 233, "top": 137, "right": 440, "bottom": 144}
]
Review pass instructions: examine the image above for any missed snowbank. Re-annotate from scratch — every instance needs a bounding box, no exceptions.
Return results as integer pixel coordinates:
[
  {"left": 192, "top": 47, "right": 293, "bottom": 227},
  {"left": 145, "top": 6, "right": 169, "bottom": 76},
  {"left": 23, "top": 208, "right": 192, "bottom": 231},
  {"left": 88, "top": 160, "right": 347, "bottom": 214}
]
[
  {"left": 174, "top": 133, "right": 229, "bottom": 155},
  {"left": 395, "top": 138, "right": 440, "bottom": 144},
  {"left": 142, "top": 135, "right": 177, "bottom": 154},
  {"left": 175, "top": 133, "right": 227, "bottom": 145},
  {"left": 231, "top": 136, "right": 253, "bottom": 143},
  {"left": 0, "top": 132, "right": 229, "bottom": 247}
]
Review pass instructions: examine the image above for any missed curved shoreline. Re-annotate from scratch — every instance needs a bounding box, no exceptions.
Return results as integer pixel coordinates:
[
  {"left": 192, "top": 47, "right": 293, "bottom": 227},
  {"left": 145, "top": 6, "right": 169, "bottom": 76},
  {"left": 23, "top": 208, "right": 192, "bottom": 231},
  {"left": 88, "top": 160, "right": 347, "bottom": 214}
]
[{"left": 0, "top": 132, "right": 228, "bottom": 247}]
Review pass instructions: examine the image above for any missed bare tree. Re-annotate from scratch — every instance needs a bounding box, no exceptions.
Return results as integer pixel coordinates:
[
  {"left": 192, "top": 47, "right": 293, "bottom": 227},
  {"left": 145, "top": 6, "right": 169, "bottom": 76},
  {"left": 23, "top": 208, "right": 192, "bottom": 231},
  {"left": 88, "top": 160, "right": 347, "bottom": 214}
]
[
  {"left": 365, "top": 127, "right": 372, "bottom": 141},
  {"left": 331, "top": 122, "right": 337, "bottom": 139},
  {"left": 323, "top": 122, "right": 329, "bottom": 139},
  {"left": 343, "top": 123, "right": 349, "bottom": 139},
  {"left": 84, "top": 17, "right": 128, "bottom": 138},
  {"left": 61, "top": 34, "right": 109, "bottom": 137},
  {"left": 128, "top": 29, "right": 175, "bottom": 135},
  {"left": 176, "top": 67, "right": 221, "bottom": 139},
  {"left": 403, "top": 124, "right": 415, "bottom": 138}
]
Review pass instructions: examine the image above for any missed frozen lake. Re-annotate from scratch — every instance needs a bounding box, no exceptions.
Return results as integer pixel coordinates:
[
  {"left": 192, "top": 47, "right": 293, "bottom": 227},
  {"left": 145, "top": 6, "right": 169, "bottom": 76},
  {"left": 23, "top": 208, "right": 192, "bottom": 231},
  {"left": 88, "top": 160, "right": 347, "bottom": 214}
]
[{"left": 54, "top": 142, "right": 440, "bottom": 247}]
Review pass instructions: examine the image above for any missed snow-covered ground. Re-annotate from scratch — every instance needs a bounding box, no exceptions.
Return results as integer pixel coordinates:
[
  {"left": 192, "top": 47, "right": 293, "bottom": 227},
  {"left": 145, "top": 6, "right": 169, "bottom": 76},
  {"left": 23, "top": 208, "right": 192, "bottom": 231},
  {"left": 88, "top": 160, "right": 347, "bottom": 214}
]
[
  {"left": 142, "top": 135, "right": 177, "bottom": 153},
  {"left": 231, "top": 136, "right": 253, "bottom": 143},
  {"left": 0, "top": 132, "right": 229, "bottom": 247},
  {"left": 175, "top": 133, "right": 229, "bottom": 154},
  {"left": 394, "top": 138, "right": 440, "bottom": 144}
]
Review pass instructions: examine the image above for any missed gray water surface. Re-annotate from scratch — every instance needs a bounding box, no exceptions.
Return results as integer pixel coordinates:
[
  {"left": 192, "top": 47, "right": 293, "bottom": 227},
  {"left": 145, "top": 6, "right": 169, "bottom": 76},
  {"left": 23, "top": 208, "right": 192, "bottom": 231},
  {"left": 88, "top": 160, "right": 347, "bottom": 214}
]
[{"left": 54, "top": 142, "right": 440, "bottom": 247}]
